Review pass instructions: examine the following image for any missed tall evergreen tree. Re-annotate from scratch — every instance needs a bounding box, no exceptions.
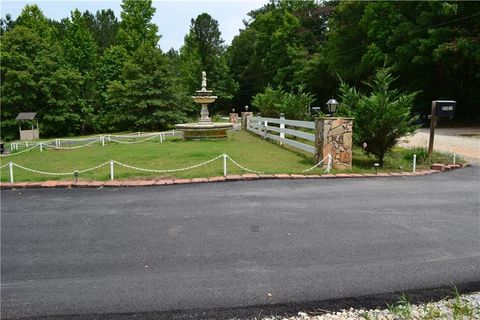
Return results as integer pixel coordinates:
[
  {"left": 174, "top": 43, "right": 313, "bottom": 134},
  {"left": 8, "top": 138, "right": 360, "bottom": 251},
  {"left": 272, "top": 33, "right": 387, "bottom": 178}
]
[
  {"left": 180, "top": 13, "right": 238, "bottom": 112},
  {"left": 116, "top": 0, "right": 159, "bottom": 52},
  {"left": 105, "top": 44, "right": 191, "bottom": 131}
]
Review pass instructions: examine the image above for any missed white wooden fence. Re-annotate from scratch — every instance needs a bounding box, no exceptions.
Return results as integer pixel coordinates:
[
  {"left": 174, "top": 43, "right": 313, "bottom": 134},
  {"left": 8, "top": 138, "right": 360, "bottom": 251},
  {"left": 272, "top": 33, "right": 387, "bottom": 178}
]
[{"left": 246, "top": 115, "right": 315, "bottom": 154}]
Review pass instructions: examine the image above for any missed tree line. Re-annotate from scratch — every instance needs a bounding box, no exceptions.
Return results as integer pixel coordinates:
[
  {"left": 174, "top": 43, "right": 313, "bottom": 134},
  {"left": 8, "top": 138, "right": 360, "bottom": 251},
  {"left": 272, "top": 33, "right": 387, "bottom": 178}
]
[{"left": 1, "top": 0, "right": 479, "bottom": 140}]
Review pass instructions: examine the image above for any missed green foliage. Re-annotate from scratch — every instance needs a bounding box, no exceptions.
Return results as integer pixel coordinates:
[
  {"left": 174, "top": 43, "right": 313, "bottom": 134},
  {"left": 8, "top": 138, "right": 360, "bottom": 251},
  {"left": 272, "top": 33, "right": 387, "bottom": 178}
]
[
  {"left": 252, "top": 86, "right": 315, "bottom": 119},
  {"left": 450, "top": 286, "right": 475, "bottom": 319},
  {"left": 62, "top": 9, "right": 97, "bottom": 73},
  {"left": 116, "top": 0, "right": 159, "bottom": 52},
  {"left": 338, "top": 68, "right": 419, "bottom": 164},
  {"left": 387, "top": 294, "right": 413, "bottom": 319},
  {"left": 2, "top": 0, "right": 479, "bottom": 141},
  {"left": 227, "top": 0, "right": 334, "bottom": 107},
  {"left": 0, "top": 22, "right": 91, "bottom": 138},
  {"left": 325, "top": 1, "right": 480, "bottom": 118},
  {"left": 179, "top": 13, "right": 238, "bottom": 112},
  {"left": 83, "top": 9, "right": 119, "bottom": 55},
  {"left": 104, "top": 44, "right": 192, "bottom": 131}
]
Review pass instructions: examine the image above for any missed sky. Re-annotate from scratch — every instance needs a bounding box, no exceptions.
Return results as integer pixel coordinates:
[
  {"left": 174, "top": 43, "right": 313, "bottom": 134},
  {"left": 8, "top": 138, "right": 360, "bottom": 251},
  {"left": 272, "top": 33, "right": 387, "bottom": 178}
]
[{"left": 1, "top": 0, "right": 268, "bottom": 51}]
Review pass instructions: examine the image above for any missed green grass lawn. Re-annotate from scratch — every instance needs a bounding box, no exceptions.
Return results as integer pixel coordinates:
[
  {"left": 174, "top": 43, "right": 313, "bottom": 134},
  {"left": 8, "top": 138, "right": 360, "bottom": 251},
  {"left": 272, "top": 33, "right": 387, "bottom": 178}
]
[{"left": 0, "top": 131, "right": 457, "bottom": 182}]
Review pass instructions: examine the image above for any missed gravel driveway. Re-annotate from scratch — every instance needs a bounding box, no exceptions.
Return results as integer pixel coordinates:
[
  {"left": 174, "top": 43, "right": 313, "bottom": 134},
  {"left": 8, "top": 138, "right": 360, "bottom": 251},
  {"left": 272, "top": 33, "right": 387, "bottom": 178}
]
[{"left": 398, "top": 127, "right": 480, "bottom": 163}]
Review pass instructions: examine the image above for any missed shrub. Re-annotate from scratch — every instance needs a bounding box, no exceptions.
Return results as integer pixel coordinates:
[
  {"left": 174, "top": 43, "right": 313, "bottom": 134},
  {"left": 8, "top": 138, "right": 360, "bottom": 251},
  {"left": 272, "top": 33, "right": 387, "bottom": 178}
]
[
  {"left": 252, "top": 86, "right": 315, "bottom": 120},
  {"left": 337, "top": 68, "right": 419, "bottom": 165}
]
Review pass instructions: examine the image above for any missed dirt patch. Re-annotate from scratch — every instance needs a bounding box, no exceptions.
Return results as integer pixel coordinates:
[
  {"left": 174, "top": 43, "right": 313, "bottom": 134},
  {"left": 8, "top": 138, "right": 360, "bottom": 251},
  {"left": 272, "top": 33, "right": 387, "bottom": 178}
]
[{"left": 399, "top": 128, "right": 480, "bottom": 164}]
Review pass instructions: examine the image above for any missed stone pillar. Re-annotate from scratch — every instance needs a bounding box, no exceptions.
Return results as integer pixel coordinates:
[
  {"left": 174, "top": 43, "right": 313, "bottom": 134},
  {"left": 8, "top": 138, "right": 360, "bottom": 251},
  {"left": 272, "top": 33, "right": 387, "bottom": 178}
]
[
  {"left": 229, "top": 113, "right": 238, "bottom": 124},
  {"left": 241, "top": 112, "right": 253, "bottom": 130},
  {"left": 315, "top": 117, "right": 354, "bottom": 169}
]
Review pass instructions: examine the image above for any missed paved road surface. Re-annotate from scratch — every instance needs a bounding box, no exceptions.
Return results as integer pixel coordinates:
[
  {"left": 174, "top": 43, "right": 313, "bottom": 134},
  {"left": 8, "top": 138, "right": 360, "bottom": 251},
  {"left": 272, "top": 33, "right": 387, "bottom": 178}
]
[{"left": 2, "top": 167, "right": 479, "bottom": 319}]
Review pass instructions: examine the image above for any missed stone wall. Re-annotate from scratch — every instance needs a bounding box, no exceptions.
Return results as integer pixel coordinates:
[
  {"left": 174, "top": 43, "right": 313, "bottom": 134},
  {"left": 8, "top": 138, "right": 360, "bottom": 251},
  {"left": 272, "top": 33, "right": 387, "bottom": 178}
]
[{"left": 315, "top": 117, "right": 354, "bottom": 169}]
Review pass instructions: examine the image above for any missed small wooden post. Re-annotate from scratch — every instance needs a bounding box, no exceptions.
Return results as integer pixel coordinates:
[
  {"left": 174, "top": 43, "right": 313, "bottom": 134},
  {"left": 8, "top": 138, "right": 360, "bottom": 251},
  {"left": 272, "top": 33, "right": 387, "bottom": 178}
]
[{"left": 428, "top": 101, "right": 437, "bottom": 156}]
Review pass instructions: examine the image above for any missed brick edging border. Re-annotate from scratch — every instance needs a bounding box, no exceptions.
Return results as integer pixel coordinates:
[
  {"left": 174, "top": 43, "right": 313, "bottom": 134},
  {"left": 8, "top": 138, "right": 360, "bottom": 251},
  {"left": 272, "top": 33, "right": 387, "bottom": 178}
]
[{"left": 0, "top": 163, "right": 470, "bottom": 190}]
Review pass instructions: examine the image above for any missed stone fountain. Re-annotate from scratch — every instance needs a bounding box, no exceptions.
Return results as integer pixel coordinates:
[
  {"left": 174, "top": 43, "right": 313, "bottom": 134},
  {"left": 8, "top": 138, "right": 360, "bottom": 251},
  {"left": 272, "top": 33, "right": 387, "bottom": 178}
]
[{"left": 175, "top": 71, "right": 232, "bottom": 139}]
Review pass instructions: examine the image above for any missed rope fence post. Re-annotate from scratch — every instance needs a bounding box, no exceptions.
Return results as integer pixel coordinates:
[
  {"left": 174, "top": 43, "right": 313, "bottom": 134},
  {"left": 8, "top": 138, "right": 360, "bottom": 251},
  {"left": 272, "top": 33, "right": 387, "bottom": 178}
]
[
  {"left": 326, "top": 154, "right": 332, "bottom": 173},
  {"left": 223, "top": 154, "right": 227, "bottom": 176},
  {"left": 453, "top": 153, "right": 456, "bottom": 165},
  {"left": 101, "top": 136, "right": 105, "bottom": 147},
  {"left": 413, "top": 154, "right": 417, "bottom": 173},
  {"left": 9, "top": 161, "right": 14, "bottom": 183},
  {"left": 107, "top": 134, "right": 111, "bottom": 142},
  {"left": 110, "top": 160, "right": 114, "bottom": 180},
  {"left": 40, "top": 143, "right": 43, "bottom": 152},
  {"left": 159, "top": 133, "right": 163, "bottom": 143},
  {"left": 26, "top": 141, "right": 29, "bottom": 148},
  {"left": 279, "top": 113, "right": 285, "bottom": 145}
]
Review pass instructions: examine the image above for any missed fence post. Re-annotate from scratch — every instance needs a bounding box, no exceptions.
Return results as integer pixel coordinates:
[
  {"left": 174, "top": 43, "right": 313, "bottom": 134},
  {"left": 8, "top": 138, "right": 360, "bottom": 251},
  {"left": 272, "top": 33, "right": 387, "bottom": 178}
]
[
  {"left": 55, "top": 139, "right": 59, "bottom": 148},
  {"left": 138, "top": 132, "right": 141, "bottom": 137},
  {"left": 279, "top": 113, "right": 285, "bottom": 145},
  {"left": 40, "top": 143, "right": 43, "bottom": 152},
  {"left": 223, "top": 154, "right": 227, "bottom": 176},
  {"left": 326, "top": 154, "right": 332, "bottom": 173},
  {"left": 412, "top": 154, "right": 417, "bottom": 173},
  {"left": 107, "top": 134, "right": 111, "bottom": 142},
  {"left": 453, "top": 153, "right": 456, "bottom": 165},
  {"left": 26, "top": 141, "right": 29, "bottom": 148},
  {"left": 9, "top": 161, "right": 14, "bottom": 183},
  {"left": 159, "top": 133, "right": 163, "bottom": 143},
  {"left": 110, "top": 160, "right": 114, "bottom": 180},
  {"left": 101, "top": 136, "right": 105, "bottom": 147},
  {"left": 223, "top": 153, "right": 227, "bottom": 177},
  {"left": 263, "top": 120, "right": 268, "bottom": 139}
]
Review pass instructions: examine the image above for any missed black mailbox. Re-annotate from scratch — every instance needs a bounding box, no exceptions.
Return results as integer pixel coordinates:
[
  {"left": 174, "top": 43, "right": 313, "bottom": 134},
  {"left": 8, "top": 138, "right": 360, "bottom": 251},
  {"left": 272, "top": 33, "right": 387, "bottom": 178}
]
[{"left": 435, "top": 100, "right": 456, "bottom": 118}]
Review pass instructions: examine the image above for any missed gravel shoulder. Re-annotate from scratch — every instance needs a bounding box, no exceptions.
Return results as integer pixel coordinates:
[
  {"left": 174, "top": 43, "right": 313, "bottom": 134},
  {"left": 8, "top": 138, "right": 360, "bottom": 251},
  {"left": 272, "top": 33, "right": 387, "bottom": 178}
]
[
  {"left": 398, "top": 127, "right": 480, "bottom": 164},
  {"left": 259, "top": 292, "right": 480, "bottom": 320}
]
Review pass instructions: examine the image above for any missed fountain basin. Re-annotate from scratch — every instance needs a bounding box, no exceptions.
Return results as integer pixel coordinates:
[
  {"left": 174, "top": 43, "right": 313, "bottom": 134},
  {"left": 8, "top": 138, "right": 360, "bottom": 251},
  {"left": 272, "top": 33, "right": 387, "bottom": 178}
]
[
  {"left": 192, "top": 96, "right": 217, "bottom": 104},
  {"left": 175, "top": 122, "right": 233, "bottom": 139}
]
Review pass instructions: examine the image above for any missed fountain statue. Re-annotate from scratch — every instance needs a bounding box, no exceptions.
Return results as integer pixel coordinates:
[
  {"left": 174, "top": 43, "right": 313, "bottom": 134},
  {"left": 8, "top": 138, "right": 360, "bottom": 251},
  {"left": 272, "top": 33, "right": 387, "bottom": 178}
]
[{"left": 175, "top": 71, "right": 232, "bottom": 139}]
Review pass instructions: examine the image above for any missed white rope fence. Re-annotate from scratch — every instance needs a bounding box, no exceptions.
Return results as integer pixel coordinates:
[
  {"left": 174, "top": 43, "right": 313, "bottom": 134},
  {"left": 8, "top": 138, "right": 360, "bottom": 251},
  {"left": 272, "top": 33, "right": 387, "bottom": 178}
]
[
  {"left": 43, "top": 138, "right": 101, "bottom": 150},
  {"left": 1, "top": 131, "right": 177, "bottom": 157},
  {"left": 112, "top": 155, "right": 223, "bottom": 173},
  {"left": 109, "top": 134, "right": 161, "bottom": 144},
  {"left": 2, "top": 153, "right": 332, "bottom": 183},
  {"left": 226, "top": 155, "right": 264, "bottom": 174},
  {"left": 302, "top": 154, "right": 332, "bottom": 173}
]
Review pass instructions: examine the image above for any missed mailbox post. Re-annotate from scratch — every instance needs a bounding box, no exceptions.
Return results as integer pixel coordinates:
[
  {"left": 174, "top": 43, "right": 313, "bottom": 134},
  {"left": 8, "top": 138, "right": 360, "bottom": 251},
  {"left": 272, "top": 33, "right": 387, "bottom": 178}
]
[{"left": 428, "top": 100, "right": 456, "bottom": 155}]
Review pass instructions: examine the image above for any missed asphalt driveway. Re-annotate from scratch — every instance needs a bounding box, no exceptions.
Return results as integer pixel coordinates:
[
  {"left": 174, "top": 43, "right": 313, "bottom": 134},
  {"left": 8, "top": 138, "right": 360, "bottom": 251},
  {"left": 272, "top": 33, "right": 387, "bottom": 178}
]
[{"left": 1, "top": 166, "right": 479, "bottom": 319}]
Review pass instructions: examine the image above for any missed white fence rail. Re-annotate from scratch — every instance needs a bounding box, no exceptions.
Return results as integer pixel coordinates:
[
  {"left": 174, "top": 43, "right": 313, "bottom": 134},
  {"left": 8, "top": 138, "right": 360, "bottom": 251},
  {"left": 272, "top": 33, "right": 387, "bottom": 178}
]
[{"left": 247, "top": 116, "right": 315, "bottom": 154}]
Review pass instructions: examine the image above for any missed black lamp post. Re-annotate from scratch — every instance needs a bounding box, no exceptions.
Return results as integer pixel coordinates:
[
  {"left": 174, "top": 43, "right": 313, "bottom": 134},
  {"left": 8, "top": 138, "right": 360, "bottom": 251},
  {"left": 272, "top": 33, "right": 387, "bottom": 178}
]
[{"left": 326, "top": 98, "right": 339, "bottom": 116}]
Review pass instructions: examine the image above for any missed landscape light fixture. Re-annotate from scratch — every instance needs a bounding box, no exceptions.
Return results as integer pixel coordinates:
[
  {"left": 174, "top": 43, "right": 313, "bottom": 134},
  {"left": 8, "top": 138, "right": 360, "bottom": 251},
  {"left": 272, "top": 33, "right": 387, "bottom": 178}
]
[
  {"left": 326, "top": 98, "right": 339, "bottom": 115},
  {"left": 73, "top": 170, "right": 79, "bottom": 183},
  {"left": 245, "top": 105, "right": 249, "bottom": 111},
  {"left": 374, "top": 163, "right": 380, "bottom": 174}
]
